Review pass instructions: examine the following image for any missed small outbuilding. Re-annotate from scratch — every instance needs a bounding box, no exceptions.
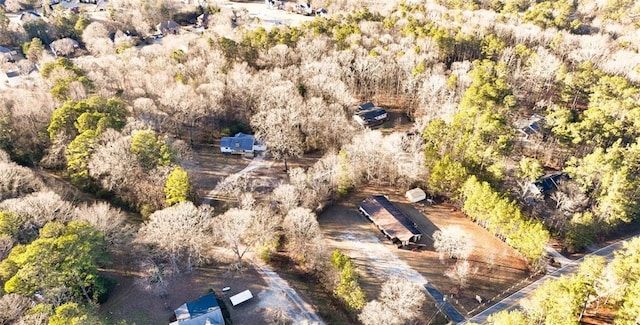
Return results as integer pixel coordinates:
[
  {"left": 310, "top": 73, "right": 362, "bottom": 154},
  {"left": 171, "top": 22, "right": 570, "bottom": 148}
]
[
  {"left": 517, "top": 114, "right": 545, "bottom": 139},
  {"left": 359, "top": 195, "right": 422, "bottom": 246},
  {"left": 0, "top": 46, "right": 17, "bottom": 62},
  {"left": 229, "top": 289, "right": 253, "bottom": 306},
  {"left": 405, "top": 188, "right": 427, "bottom": 203},
  {"left": 171, "top": 292, "right": 225, "bottom": 325}
]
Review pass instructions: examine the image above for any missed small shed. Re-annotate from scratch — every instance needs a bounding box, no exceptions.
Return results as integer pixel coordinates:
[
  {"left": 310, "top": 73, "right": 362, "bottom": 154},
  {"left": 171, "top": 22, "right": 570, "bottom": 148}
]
[
  {"left": 517, "top": 114, "right": 546, "bottom": 139},
  {"left": 229, "top": 289, "right": 253, "bottom": 306},
  {"left": 0, "top": 46, "right": 16, "bottom": 62},
  {"left": 405, "top": 188, "right": 426, "bottom": 203}
]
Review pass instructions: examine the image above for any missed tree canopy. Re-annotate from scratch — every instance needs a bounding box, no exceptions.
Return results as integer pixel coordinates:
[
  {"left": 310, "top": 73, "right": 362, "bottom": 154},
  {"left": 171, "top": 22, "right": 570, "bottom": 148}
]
[{"left": 0, "top": 221, "right": 108, "bottom": 304}]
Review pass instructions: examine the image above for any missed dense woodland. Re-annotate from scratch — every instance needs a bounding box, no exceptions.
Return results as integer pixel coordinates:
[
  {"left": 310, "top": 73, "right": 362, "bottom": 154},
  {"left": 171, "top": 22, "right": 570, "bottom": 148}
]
[{"left": 2, "top": 0, "right": 640, "bottom": 323}]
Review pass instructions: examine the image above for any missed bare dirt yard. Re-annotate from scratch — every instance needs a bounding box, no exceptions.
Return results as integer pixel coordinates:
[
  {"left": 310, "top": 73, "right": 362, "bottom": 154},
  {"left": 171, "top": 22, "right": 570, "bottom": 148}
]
[
  {"left": 318, "top": 186, "right": 536, "bottom": 321},
  {"left": 100, "top": 146, "right": 327, "bottom": 324},
  {"left": 185, "top": 145, "right": 252, "bottom": 203},
  {"left": 99, "top": 253, "right": 272, "bottom": 324}
]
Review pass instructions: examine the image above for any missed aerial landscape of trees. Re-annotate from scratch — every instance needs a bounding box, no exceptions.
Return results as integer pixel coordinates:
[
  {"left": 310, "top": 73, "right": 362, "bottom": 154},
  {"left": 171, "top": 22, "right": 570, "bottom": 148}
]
[{"left": 1, "top": 0, "right": 640, "bottom": 323}]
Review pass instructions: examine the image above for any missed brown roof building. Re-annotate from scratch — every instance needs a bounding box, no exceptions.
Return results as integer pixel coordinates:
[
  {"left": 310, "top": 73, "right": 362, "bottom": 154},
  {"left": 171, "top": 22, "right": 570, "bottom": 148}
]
[{"left": 359, "top": 195, "right": 422, "bottom": 246}]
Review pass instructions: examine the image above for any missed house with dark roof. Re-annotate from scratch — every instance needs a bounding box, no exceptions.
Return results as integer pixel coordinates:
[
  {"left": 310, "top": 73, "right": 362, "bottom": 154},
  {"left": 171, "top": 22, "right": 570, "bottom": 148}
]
[
  {"left": 0, "top": 46, "right": 16, "bottom": 62},
  {"left": 528, "top": 172, "right": 568, "bottom": 196},
  {"left": 170, "top": 292, "right": 225, "bottom": 325},
  {"left": 359, "top": 195, "right": 422, "bottom": 246},
  {"left": 356, "top": 101, "right": 375, "bottom": 111},
  {"left": 18, "top": 11, "right": 42, "bottom": 24},
  {"left": 220, "top": 133, "right": 266, "bottom": 155},
  {"left": 353, "top": 107, "right": 388, "bottom": 127}
]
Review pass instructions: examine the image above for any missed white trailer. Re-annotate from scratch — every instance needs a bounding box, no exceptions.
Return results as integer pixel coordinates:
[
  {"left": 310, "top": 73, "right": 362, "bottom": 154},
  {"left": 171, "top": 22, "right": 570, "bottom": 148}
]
[{"left": 229, "top": 289, "right": 253, "bottom": 306}]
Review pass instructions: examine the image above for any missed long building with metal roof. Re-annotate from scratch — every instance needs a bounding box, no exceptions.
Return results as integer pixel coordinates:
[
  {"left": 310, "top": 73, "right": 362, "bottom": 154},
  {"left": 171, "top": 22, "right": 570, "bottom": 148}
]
[{"left": 359, "top": 195, "right": 422, "bottom": 246}]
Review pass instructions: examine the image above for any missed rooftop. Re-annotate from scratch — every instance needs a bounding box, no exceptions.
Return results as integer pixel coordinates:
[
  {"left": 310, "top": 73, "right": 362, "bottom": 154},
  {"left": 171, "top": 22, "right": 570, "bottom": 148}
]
[
  {"left": 359, "top": 195, "right": 422, "bottom": 243},
  {"left": 172, "top": 292, "right": 225, "bottom": 325}
]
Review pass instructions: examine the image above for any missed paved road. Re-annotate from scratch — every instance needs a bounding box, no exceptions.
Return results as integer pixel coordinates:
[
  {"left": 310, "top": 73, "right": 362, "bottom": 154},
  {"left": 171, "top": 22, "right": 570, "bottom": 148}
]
[
  {"left": 465, "top": 238, "right": 635, "bottom": 324},
  {"left": 252, "top": 260, "right": 325, "bottom": 324},
  {"left": 424, "top": 282, "right": 466, "bottom": 323}
]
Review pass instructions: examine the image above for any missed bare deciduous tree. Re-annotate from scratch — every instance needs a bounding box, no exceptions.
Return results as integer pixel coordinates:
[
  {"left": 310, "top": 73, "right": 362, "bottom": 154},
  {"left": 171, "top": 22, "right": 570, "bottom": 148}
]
[
  {"left": 74, "top": 202, "right": 134, "bottom": 247},
  {"left": 359, "top": 300, "right": 397, "bottom": 325},
  {"left": 136, "top": 202, "right": 213, "bottom": 272},
  {"left": 282, "top": 207, "right": 322, "bottom": 263},
  {"left": 264, "top": 307, "right": 293, "bottom": 325},
  {"left": 251, "top": 80, "right": 305, "bottom": 171},
  {"left": 0, "top": 161, "right": 44, "bottom": 200},
  {"left": 134, "top": 256, "right": 175, "bottom": 297},
  {"left": 445, "top": 260, "right": 477, "bottom": 288},
  {"left": 82, "top": 22, "right": 115, "bottom": 56},
  {"left": 359, "top": 277, "right": 426, "bottom": 325},
  {"left": 0, "top": 293, "right": 32, "bottom": 325},
  {"left": 551, "top": 182, "right": 589, "bottom": 213},
  {"left": 0, "top": 150, "right": 9, "bottom": 162},
  {"left": 0, "top": 191, "right": 75, "bottom": 239},
  {"left": 0, "top": 235, "right": 13, "bottom": 260},
  {"left": 50, "top": 38, "right": 78, "bottom": 57},
  {"left": 272, "top": 183, "right": 300, "bottom": 215},
  {"left": 212, "top": 208, "right": 258, "bottom": 268},
  {"left": 433, "top": 225, "right": 475, "bottom": 261}
]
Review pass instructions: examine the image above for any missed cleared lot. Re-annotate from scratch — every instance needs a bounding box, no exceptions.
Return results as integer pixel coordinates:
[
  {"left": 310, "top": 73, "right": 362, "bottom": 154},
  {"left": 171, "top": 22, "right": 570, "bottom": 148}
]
[
  {"left": 99, "top": 258, "right": 272, "bottom": 324},
  {"left": 318, "top": 187, "right": 534, "bottom": 319}
]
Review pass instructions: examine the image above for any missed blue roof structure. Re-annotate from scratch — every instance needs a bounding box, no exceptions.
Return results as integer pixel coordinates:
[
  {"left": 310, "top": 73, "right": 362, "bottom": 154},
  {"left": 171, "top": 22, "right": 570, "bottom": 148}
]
[
  {"left": 518, "top": 114, "right": 546, "bottom": 137},
  {"left": 186, "top": 293, "right": 220, "bottom": 318},
  {"left": 172, "top": 293, "right": 225, "bottom": 325},
  {"left": 220, "top": 133, "right": 255, "bottom": 151}
]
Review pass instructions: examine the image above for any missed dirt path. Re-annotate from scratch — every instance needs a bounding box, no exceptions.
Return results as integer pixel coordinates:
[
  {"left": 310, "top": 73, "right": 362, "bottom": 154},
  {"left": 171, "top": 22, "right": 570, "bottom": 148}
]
[
  {"left": 252, "top": 258, "right": 325, "bottom": 324},
  {"left": 188, "top": 148, "right": 325, "bottom": 323},
  {"left": 319, "top": 188, "right": 532, "bottom": 321},
  {"left": 328, "top": 231, "right": 465, "bottom": 323},
  {"left": 204, "top": 153, "right": 275, "bottom": 203}
]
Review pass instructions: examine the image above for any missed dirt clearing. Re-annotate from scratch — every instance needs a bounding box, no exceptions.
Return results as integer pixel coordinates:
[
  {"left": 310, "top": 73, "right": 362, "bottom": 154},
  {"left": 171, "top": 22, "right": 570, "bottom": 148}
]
[
  {"left": 319, "top": 187, "right": 535, "bottom": 319},
  {"left": 99, "top": 260, "right": 271, "bottom": 324}
]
